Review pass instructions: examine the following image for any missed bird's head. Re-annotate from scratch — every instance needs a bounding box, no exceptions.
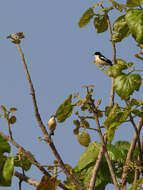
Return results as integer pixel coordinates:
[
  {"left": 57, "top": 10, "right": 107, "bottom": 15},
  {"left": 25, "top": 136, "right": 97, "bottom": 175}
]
[{"left": 94, "top": 52, "right": 101, "bottom": 56}]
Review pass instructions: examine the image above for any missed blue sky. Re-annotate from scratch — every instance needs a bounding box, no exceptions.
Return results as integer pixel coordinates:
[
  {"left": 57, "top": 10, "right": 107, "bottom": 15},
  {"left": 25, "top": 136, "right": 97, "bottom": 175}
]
[{"left": 0, "top": 1, "right": 143, "bottom": 190}]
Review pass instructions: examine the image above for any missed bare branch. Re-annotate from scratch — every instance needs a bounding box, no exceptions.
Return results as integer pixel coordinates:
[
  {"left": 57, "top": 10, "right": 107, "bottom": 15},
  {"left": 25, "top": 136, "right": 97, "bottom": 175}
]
[
  {"left": 121, "top": 118, "right": 143, "bottom": 189},
  {"left": 89, "top": 136, "right": 107, "bottom": 190},
  {"left": 129, "top": 114, "right": 143, "bottom": 161},
  {"left": 106, "top": 14, "right": 116, "bottom": 107},
  {"left": 0, "top": 132, "right": 69, "bottom": 190},
  {"left": 87, "top": 90, "right": 120, "bottom": 190},
  {"left": 94, "top": 115, "right": 120, "bottom": 190},
  {"left": 16, "top": 42, "right": 85, "bottom": 190},
  {"left": 14, "top": 170, "right": 39, "bottom": 187}
]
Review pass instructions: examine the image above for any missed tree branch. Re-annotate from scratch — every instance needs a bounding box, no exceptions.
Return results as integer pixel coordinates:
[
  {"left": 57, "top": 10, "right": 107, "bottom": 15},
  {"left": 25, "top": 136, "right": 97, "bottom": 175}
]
[
  {"left": 87, "top": 89, "right": 120, "bottom": 190},
  {"left": 14, "top": 170, "right": 39, "bottom": 187},
  {"left": 16, "top": 42, "right": 85, "bottom": 190},
  {"left": 106, "top": 14, "right": 116, "bottom": 107},
  {"left": 89, "top": 136, "right": 107, "bottom": 190},
  {"left": 129, "top": 114, "right": 143, "bottom": 161},
  {"left": 0, "top": 132, "right": 69, "bottom": 190},
  {"left": 94, "top": 115, "right": 120, "bottom": 190},
  {"left": 121, "top": 118, "right": 143, "bottom": 189}
]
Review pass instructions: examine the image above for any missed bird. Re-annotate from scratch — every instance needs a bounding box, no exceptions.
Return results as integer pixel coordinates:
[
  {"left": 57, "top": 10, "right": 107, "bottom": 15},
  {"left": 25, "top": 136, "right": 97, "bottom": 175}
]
[
  {"left": 47, "top": 115, "right": 56, "bottom": 136},
  {"left": 93, "top": 52, "right": 112, "bottom": 66}
]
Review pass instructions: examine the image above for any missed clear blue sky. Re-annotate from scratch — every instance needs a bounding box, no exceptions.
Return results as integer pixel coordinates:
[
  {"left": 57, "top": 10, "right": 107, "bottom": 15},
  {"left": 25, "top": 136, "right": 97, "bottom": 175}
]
[{"left": 0, "top": 1, "right": 143, "bottom": 190}]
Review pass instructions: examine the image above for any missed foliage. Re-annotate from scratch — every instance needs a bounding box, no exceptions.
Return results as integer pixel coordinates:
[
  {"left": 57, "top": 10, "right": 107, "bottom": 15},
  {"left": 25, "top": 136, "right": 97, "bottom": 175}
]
[
  {"left": 55, "top": 94, "right": 74, "bottom": 123},
  {"left": 0, "top": 136, "right": 14, "bottom": 186},
  {"left": 64, "top": 141, "right": 139, "bottom": 189},
  {"left": 1, "top": 0, "right": 143, "bottom": 189}
]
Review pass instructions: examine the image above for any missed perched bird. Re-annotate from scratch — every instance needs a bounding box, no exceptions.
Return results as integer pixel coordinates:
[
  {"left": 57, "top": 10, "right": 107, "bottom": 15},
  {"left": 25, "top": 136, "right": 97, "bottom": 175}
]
[
  {"left": 94, "top": 52, "right": 112, "bottom": 66},
  {"left": 47, "top": 115, "right": 56, "bottom": 136}
]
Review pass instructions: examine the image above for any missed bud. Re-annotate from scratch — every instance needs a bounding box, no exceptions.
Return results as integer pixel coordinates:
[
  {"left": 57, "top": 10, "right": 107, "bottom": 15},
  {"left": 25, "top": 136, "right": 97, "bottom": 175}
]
[
  {"left": 97, "top": 99, "right": 101, "bottom": 105},
  {"left": 73, "top": 128, "right": 79, "bottom": 135}
]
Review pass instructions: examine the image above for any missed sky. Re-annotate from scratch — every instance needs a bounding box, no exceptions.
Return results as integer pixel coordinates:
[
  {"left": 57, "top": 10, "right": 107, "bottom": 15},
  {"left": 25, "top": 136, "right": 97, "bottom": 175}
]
[{"left": 0, "top": 1, "right": 143, "bottom": 190}]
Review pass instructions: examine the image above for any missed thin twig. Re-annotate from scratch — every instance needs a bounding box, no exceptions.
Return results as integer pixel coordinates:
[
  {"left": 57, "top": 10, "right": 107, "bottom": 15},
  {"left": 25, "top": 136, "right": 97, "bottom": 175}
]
[
  {"left": 100, "top": 5, "right": 117, "bottom": 107},
  {"left": 16, "top": 43, "right": 85, "bottom": 190},
  {"left": 7, "top": 121, "right": 13, "bottom": 139},
  {"left": 14, "top": 170, "right": 39, "bottom": 187},
  {"left": 121, "top": 118, "right": 143, "bottom": 189},
  {"left": 106, "top": 14, "right": 116, "bottom": 107}
]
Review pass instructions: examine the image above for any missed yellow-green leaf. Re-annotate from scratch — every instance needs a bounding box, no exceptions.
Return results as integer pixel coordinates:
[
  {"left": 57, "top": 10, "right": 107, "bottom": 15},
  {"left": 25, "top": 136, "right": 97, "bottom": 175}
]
[
  {"left": 126, "top": 0, "right": 143, "bottom": 7},
  {"left": 1, "top": 105, "right": 7, "bottom": 113},
  {"left": 109, "top": 0, "right": 126, "bottom": 12},
  {"left": 94, "top": 14, "right": 108, "bottom": 33},
  {"left": 106, "top": 59, "right": 128, "bottom": 78},
  {"left": 56, "top": 94, "right": 74, "bottom": 123},
  {"left": 78, "top": 8, "right": 94, "bottom": 28},
  {"left": 125, "top": 9, "right": 143, "bottom": 43},
  {"left": 1, "top": 157, "right": 14, "bottom": 186},
  {"left": 113, "top": 74, "right": 141, "bottom": 100},
  {"left": 0, "top": 136, "right": 11, "bottom": 153},
  {"left": 112, "top": 14, "right": 130, "bottom": 42}
]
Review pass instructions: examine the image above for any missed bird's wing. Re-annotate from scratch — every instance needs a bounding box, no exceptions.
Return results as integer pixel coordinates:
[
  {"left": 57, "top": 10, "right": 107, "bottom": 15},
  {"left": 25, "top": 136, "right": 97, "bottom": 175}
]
[{"left": 100, "top": 55, "right": 112, "bottom": 64}]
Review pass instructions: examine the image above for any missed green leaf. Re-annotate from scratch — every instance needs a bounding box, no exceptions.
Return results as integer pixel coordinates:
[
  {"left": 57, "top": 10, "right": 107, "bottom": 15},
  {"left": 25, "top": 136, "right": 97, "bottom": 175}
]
[
  {"left": 0, "top": 153, "right": 7, "bottom": 171},
  {"left": 109, "top": 0, "right": 127, "bottom": 12},
  {"left": 0, "top": 157, "right": 14, "bottom": 186},
  {"left": 106, "top": 59, "right": 128, "bottom": 78},
  {"left": 64, "top": 140, "right": 137, "bottom": 190},
  {"left": 126, "top": 0, "right": 143, "bottom": 7},
  {"left": 78, "top": 8, "right": 94, "bottom": 28},
  {"left": 112, "top": 14, "right": 130, "bottom": 42},
  {"left": 14, "top": 155, "right": 32, "bottom": 171},
  {"left": 56, "top": 94, "right": 74, "bottom": 123},
  {"left": 125, "top": 9, "right": 143, "bottom": 43},
  {"left": 94, "top": 14, "right": 108, "bottom": 33},
  {"left": 77, "top": 142, "right": 101, "bottom": 171},
  {"left": 73, "top": 142, "right": 112, "bottom": 189},
  {"left": 104, "top": 104, "right": 131, "bottom": 142},
  {"left": 104, "top": 104, "right": 122, "bottom": 128},
  {"left": 113, "top": 74, "right": 141, "bottom": 100},
  {"left": 114, "top": 141, "right": 130, "bottom": 150},
  {"left": 0, "top": 136, "right": 11, "bottom": 154}
]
